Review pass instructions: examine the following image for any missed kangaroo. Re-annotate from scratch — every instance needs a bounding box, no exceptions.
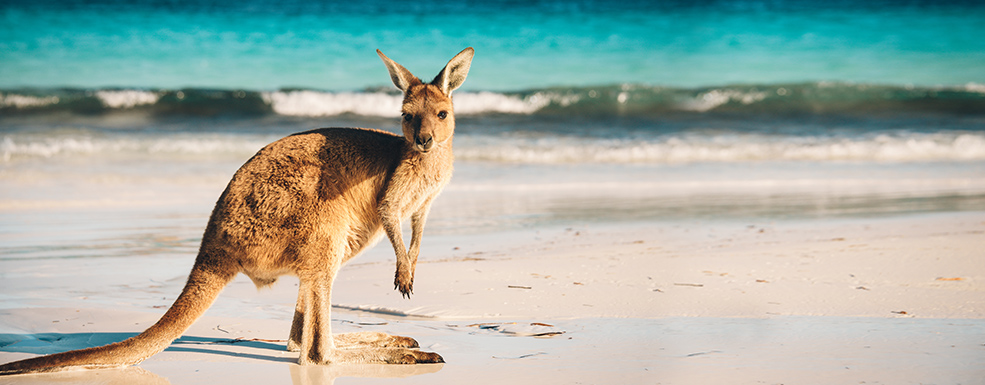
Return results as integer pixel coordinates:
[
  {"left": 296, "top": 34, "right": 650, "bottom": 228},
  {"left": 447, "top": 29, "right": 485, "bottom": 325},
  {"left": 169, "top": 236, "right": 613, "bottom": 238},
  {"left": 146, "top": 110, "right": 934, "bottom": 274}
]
[{"left": 0, "top": 47, "right": 474, "bottom": 375}]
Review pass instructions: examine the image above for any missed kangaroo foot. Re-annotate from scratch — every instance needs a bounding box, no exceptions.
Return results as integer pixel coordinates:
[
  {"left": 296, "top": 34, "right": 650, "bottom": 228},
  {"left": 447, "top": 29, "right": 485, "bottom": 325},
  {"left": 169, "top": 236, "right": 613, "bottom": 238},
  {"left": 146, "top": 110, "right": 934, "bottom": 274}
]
[
  {"left": 298, "top": 347, "right": 444, "bottom": 365},
  {"left": 334, "top": 331, "right": 420, "bottom": 349},
  {"left": 388, "top": 349, "right": 444, "bottom": 364}
]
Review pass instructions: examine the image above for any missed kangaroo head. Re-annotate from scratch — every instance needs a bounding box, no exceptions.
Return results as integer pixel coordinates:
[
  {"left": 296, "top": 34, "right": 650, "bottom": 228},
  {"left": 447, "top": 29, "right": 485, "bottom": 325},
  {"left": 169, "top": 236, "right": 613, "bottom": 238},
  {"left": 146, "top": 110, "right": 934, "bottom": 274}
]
[{"left": 377, "top": 47, "right": 474, "bottom": 153}]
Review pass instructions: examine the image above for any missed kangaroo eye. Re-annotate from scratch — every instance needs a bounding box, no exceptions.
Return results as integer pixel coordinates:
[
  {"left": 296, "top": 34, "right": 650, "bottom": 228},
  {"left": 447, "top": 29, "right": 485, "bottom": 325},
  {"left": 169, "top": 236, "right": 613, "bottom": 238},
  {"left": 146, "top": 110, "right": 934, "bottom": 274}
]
[
  {"left": 403, "top": 113, "right": 413, "bottom": 122},
  {"left": 437, "top": 111, "right": 448, "bottom": 119}
]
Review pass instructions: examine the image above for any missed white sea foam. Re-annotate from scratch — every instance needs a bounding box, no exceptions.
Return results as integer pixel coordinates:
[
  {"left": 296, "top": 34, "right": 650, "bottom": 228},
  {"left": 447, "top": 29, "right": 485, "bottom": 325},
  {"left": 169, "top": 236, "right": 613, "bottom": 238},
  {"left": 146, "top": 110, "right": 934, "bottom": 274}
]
[
  {"left": 0, "top": 93, "right": 60, "bottom": 108},
  {"left": 1, "top": 136, "right": 97, "bottom": 160},
  {"left": 456, "top": 132, "right": 985, "bottom": 164},
  {"left": 453, "top": 91, "right": 550, "bottom": 114},
  {"left": 677, "top": 89, "right": 769, "bottom": 112},
  {"left": 261, "top": 90, "right": 403, "bottom": 117},
  {"left": 454, "top": 90, "right": 585, "bottom": 114},
  {"left": 260, "top": 90, "right": 557, "bottom": 117},
  {"left": 95, "top": 90, "right": 161, "bottom": 108},
  {"left": 0, "top": 134, "right": 271, "bottom": 162},
  {"left": 4, "top": 131, "right": 984, "bottom": 165},
  {"left": 965, "top": 82, "right": 985, "bottom": 93}
]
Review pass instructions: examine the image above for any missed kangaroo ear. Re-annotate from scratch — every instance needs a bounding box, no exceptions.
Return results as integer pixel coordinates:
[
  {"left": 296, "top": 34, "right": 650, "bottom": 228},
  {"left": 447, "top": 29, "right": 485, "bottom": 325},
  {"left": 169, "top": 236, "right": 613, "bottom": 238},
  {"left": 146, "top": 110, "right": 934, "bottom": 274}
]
[
  {"left": 431, "top": 47, "right": 474, "bottom": 95},
  {"left": 377, "top": 49, "right": 420, "bottom": 92}
]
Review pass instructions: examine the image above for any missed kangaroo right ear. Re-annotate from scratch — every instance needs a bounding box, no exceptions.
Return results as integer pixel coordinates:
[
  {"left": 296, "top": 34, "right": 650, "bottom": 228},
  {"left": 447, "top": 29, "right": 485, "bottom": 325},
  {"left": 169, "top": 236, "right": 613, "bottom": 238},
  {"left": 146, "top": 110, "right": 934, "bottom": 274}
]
[
  {"left": 432, "top": 47, "right": 474, "bottom": 95},
  {"left": 377, "top": 49, "right": 420, "bottom": 92}
]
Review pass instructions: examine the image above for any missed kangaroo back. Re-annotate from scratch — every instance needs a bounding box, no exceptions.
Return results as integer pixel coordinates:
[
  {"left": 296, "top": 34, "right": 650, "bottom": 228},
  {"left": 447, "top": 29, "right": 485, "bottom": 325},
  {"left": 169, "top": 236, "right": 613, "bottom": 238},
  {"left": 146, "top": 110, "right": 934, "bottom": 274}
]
[{"left": 0, "top": 264, "right": 235, "bottom": 375}]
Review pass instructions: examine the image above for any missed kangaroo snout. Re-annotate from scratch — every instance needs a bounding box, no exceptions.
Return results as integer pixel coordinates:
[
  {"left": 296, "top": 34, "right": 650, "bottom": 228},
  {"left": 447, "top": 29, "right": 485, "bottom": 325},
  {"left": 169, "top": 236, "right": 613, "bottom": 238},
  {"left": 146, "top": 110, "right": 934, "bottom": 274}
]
[{"left": 414, "top": 134, "right": 434, "bottom": 152}]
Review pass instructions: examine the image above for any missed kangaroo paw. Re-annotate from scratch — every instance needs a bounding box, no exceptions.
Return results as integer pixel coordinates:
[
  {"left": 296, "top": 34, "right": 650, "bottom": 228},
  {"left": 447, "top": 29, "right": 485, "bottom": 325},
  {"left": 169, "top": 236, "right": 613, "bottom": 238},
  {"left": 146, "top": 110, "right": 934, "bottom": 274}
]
[{"left": 394, "top": 269, "right": 414, "bottom": 298}]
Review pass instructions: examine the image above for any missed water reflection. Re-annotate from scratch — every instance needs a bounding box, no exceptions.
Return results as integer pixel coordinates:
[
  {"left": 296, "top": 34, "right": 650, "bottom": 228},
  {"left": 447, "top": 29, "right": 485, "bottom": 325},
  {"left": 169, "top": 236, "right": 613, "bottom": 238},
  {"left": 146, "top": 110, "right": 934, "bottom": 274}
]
[
  {"left": 289, "top": 363, "right": 443, "bottom": 385},
  {"left": 0, "top": 366, "right": 170, "bottom": 385}
]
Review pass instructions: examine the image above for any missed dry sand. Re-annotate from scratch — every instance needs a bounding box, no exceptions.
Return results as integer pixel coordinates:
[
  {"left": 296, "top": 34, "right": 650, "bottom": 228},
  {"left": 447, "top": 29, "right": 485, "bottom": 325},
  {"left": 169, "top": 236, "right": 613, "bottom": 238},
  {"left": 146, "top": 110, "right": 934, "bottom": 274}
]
[{"left": 1, "top": 212, "right": 984, "bottom": 384}]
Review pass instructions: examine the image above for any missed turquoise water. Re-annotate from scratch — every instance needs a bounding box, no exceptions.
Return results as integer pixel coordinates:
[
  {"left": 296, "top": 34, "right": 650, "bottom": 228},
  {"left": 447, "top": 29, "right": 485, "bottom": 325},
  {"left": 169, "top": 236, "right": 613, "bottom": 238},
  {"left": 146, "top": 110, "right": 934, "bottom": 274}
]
[
  {"left": 2, "top": 0, "right": 984, "bottom": 90},
  {"left": 1, "top": 0, "right": 984, "bottom": 231}
]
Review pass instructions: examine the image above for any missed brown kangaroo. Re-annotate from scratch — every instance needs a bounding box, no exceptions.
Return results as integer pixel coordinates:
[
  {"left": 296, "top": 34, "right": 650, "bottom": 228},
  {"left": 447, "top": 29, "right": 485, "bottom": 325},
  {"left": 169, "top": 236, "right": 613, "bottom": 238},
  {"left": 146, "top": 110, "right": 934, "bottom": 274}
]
[{"left": 0, "top": 47, "right": 474, "bottom": 375}]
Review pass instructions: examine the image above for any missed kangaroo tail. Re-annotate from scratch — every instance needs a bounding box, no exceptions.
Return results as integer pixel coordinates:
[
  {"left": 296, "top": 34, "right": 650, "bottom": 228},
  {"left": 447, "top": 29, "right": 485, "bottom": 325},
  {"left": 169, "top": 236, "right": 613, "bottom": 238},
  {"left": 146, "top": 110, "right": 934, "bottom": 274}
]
[{"left": 0, "top": 264, "right": 236, "bottom": 376}]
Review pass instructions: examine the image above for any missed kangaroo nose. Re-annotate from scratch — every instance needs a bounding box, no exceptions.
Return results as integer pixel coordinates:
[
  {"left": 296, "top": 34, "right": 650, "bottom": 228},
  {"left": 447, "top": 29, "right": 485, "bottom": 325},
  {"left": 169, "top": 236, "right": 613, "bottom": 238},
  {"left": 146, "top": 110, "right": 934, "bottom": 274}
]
[{"left": 415, "top": 135, "right": 434, "bottom": 151}]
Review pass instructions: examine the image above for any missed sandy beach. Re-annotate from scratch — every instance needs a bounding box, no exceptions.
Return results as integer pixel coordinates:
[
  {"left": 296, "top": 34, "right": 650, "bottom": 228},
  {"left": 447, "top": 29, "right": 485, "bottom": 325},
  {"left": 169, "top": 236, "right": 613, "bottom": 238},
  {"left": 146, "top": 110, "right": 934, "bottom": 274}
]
[{"left": 2, "top": 207, "right": 983, "bottom": 384}]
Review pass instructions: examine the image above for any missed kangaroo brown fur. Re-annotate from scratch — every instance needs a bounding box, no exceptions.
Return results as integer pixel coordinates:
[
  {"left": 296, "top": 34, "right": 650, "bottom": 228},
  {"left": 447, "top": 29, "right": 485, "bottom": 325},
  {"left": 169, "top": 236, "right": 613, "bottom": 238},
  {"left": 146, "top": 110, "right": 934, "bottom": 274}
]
[{"left": 0, "top": 47, "right": 474, "bottom": 375}]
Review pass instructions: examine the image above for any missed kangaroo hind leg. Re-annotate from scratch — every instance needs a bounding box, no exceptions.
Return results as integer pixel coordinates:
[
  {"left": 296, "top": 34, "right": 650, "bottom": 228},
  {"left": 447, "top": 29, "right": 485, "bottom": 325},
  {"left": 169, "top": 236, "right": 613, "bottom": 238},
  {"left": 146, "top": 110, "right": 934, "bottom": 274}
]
[
  {"left": 287, "top": 288, "right": 305, "bottom": 352},
  {"left": 294, "top": 271, "right": 442, "bottom": 364},
  {"left": 292, "top": 242, "right": 442, "bottom": 365},
  {"left": 288, "top": 296, "right": 418, "bottom": 351}
]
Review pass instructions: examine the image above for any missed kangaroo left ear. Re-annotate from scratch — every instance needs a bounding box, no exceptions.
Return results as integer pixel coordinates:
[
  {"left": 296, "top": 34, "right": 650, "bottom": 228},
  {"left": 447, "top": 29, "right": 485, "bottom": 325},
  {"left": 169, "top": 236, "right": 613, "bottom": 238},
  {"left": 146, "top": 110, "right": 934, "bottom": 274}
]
[
  {"left": 431, "top": 47, "right": 474, "bottom": 95},
  {"left": 378, "top": 49, "right": 422, "bottom": 92}
]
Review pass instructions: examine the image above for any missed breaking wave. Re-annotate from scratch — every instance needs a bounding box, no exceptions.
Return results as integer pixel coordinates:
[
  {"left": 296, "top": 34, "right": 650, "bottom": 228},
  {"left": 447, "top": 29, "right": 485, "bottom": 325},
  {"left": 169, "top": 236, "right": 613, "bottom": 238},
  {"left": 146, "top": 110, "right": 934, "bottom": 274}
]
[{"left": 3, "top": 82, "right": 984, "bottom": 118}]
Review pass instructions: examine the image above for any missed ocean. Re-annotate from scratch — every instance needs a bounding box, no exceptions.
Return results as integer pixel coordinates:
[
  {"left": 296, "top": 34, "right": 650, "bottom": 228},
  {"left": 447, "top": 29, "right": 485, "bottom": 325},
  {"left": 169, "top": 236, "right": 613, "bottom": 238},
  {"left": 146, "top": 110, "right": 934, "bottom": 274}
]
[
  {"left": 4, "top": 0, "right": 985, "bottom": 90},
  {"left": 1, "top": 0, "right": 984, "bottom": 261}
]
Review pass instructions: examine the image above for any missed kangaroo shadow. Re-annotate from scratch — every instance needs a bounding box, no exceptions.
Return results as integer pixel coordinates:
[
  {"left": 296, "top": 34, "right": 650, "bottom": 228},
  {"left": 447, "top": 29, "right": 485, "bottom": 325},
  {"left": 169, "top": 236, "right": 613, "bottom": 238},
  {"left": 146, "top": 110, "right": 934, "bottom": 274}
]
[
  {"left": 0, "top": 331, "right": 170, "bottom": 384},
  {"left": 0, "top": 332, "right": 141, "bottom": 355},
  {"left": 166, "top": 335, "right": 297, "bottom": 364},
  {"left": 0, "top": 332, "right": 290, "bottom": 363}
]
